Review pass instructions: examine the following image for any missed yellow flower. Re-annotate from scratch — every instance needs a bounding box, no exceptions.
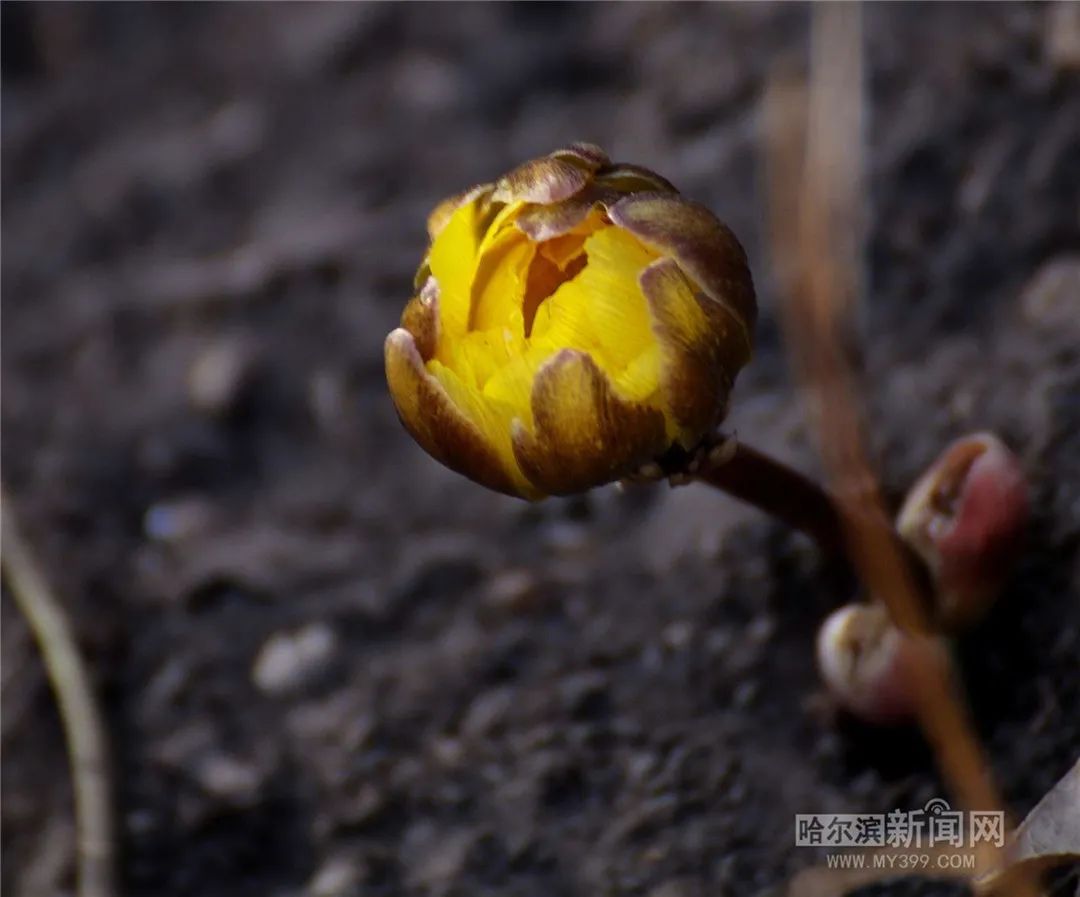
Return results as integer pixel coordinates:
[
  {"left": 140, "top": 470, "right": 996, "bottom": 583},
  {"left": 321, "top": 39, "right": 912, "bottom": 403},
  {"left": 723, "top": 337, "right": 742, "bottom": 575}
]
[{"left": 385, "top": 144, "right": 756, "bottom": 499}]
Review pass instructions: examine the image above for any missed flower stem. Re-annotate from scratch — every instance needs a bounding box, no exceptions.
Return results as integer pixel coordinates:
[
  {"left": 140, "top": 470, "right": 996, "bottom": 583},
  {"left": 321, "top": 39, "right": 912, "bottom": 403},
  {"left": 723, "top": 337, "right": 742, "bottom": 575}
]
[
  {"left": 695, "top": 439, "right": 933, "bottom": 600},
  {"left": 695, "top": 440, "right": 848, "bottom": 556}
]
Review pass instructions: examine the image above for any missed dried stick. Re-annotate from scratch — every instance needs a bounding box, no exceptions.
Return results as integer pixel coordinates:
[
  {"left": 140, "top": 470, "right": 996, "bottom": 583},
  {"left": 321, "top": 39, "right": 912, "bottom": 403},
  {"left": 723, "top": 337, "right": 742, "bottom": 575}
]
[
  {"left": 765, "top": 6, "right": 1036, "bottom": 895},
  {"left": 1, "top": 485, "right": 116, "bottom": 897}
]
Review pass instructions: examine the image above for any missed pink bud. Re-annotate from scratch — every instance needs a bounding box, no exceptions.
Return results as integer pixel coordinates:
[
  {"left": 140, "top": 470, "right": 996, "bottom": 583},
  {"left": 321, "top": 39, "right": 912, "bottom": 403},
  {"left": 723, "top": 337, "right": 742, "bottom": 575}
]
[
  {"left": 815, "top": 603, "right": 923, "bottom": 726},
  {"left": 897, "top": 433, "right": 1028, "bottom": 629}
]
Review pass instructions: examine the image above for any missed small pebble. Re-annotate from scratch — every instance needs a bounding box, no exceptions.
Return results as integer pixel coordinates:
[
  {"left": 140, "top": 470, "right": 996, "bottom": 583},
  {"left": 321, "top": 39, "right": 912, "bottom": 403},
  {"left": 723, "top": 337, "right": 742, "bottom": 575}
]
[
  {"left": 705, "top": 629, "right": 734, "bottom": 657},
  {"left": 307, "top": 855, "right": 360, "bottom": 897},
  {"left": 406, "top": 827, "right": 475, "bottom": 891},
  {"left": 1020, "top": 256, "right": 1080, "bottom": 332},
  {"left": 662, "top": 620, "right": 694, "bottom": 651},
  {"left": 431, "top": 735, "right": 464, "bottom": 767},
  {"left": 195, "top": 753, "right": 263, "bottom": 805},
  {"left": 484, "top": 568, "right": 539, "bottom": 614},
  {"left": 187, "top": 336, "right": 259, "bottom": 417},
  {"left": 461, "top": 686, "right": 515, "bottom": 738},
  {"left": 746, "top": 614, "right": 775, "bottom": 646},
  {"left": 343, "top": 784, "right": 388, "bottom": 827},
  {"left": 252, "top": 622, "right": 337, "bottom": 695},
  {"left": 143, "top": 497, "right": 214, "bottom": 543}
]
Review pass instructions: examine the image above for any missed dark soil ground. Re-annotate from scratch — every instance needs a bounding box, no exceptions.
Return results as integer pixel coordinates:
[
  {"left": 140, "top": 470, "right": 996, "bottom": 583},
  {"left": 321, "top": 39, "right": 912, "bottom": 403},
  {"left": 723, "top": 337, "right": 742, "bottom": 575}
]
[{"left": 2, "top": 4, "right": 1078, "bottom": 897}]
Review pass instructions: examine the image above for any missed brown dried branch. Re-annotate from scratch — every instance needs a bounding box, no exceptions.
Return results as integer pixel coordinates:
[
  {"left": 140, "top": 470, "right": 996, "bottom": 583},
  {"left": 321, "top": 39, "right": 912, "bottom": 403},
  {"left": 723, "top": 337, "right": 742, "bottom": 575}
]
[{"left": 765, "top": 6, "right": 1037, "bottom": 897}]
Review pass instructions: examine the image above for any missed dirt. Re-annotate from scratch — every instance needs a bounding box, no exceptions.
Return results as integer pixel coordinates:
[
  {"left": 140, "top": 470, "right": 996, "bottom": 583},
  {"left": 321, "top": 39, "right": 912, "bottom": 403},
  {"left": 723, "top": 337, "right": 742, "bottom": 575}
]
[{"left": 2, "top": 4, "right": 1078, "bottom": 897}]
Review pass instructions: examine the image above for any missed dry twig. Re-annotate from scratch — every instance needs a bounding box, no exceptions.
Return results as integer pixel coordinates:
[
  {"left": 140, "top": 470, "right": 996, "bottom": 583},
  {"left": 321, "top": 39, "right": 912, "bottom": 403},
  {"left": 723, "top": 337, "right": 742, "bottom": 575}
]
[
  {"left": 1, "top": 485, "right": 117, "bottom": 897},
  {"left": 765, "top": 6, "right": 1038, "bottom": 896}
]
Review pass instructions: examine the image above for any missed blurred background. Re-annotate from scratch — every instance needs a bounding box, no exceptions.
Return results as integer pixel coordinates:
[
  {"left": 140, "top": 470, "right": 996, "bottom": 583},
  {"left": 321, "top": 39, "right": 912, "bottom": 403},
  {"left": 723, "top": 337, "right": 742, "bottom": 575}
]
[{"left": 2, "top": 4, "right": 1078, "bottom": 896}]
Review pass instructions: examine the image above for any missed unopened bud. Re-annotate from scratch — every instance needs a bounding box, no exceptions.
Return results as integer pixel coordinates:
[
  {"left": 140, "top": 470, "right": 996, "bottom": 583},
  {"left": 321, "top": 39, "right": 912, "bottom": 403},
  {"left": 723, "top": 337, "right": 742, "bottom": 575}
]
[
  {"left": 385, "top": 144, "right": 756, "bottom": 499},
  {"left": 897, "top": 432, "right": 1028, "bottom": 629},
  {"left": 816, "top": 603, "right": 922, "bottom": 726}
]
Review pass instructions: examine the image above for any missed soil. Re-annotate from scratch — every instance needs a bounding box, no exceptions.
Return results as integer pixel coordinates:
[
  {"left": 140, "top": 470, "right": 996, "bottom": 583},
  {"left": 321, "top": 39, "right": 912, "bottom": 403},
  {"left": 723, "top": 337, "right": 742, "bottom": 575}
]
[{"left": 2, "top": 4, "right": 1078, "bottom": 897}]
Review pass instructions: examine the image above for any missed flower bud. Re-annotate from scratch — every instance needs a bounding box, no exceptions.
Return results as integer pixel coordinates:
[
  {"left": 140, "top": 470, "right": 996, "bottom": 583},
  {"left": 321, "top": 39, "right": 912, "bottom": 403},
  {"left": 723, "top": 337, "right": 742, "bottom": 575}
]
[
  {"left": 815, "top": 603, "right": 922, "bottom": 725},
  {"left": 385, "top": 144, "right": 756, "bottom": 499},
  {"left": 896, "top": 433, "right": 1028, "bottom": 629}
]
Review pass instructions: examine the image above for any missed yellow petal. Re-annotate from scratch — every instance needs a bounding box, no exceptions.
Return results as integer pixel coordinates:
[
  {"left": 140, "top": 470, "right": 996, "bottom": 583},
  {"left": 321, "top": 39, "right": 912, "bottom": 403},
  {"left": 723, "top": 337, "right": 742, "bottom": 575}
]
[
  {"left": 469, "top": 232, "right": 535, "bottom": 333},
  {"left": 441, "top": 324, "right": 525, "bottom": 392},
  {"left": 532, "top": 224, "right": 659, "bottom": 380},
  {"left": 427, "top": 184, "right": 492, "bottom": 241},
  {"left": 612, "top": 343, "right": 662, "bottom": 405},
  {"left": 426, "top": 358, "right": 537, "bottom": 498},
  {"left": 385, "top": 328, "right": 532, "bottom": 498},
  {"left": 537, "top": 230, "right": 590, "bottom": 271},
  {"left": 480, "top": 350, "right": 542, "bottom": 430},
  {"left": 428, "top": 197, "right": 487, "bottom": 339},
  {"left": 476, "top": 200, "right": 525, "bottom": 260}
]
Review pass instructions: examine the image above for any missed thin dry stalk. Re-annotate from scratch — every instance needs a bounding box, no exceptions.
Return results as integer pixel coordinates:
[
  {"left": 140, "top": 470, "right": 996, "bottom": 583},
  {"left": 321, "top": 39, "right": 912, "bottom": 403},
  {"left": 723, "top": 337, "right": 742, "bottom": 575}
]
[
  {"left": 764, "top": 6, "right": 1036, "bottom": 895},
  {"left": 1, "top": 486, "right": 117, "bottom": 897}
]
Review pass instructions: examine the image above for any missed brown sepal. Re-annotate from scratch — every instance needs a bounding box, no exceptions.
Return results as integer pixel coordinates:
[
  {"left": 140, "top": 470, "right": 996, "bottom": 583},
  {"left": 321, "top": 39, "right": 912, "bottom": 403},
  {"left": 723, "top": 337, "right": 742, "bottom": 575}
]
[
  {"left": 609, "top": 193, "right": 757, "bottom": 341},
  {"left": 399, "top": 276, "right": 441, "bottom": 361},
  {"left": 384, "top": 329, "right": 523, "bottom": 498},
  {"left": 553, "top": 143, "right": 611, "bottom": 170},
  {"left": 640, "top": 258, "right": 750, "bottom": 442},
  {"left": 513, "top": 185, "right": 615, "bottom": 242},
  {"left": 492, "top": 156, "right": 592, "bottom": 206},
  {"left": 594, "top": 163, "right": 678, "bottom": 195},
  {"left": 512, "top": 350, "right": 668, "bottom": 495}
]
